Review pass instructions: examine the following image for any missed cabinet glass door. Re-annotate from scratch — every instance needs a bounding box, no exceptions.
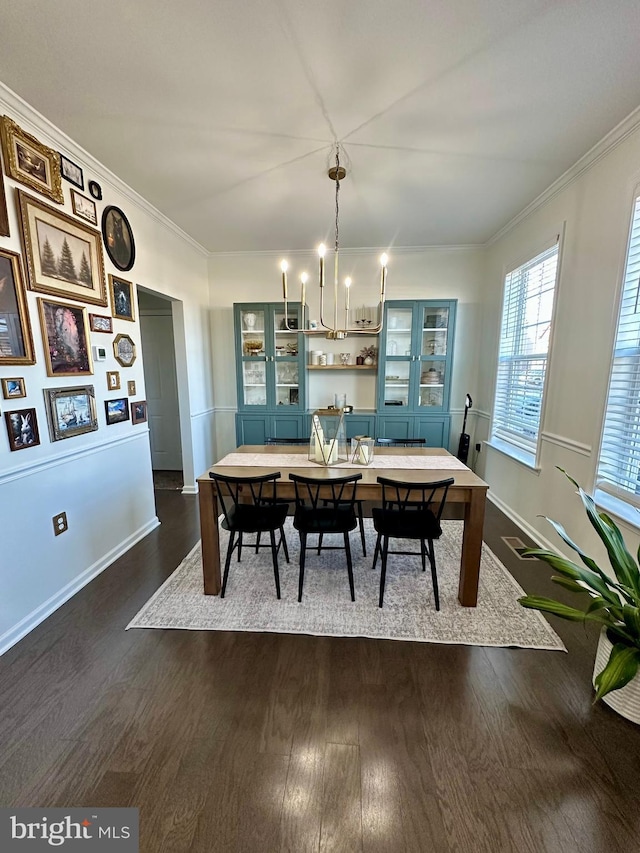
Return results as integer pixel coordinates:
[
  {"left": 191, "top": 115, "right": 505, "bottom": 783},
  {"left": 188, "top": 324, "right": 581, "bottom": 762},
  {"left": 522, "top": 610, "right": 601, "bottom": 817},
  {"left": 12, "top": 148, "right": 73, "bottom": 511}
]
[
  {"left": 383, "top": 359, "right": 411, "bottom": 408},
  {"left": 240, "top": 308, "right": 266, "bottom": 357},
  {"left": 275, "top": 360, "right": 300, "bottom": 407},
  {"left": 421, "top": 306, "right": 450, "bottom": 356},
  {"left": 385, "top": 307, "right": 414, "bottom": 357},
  {"left": 418, "top": 360, "right": 444, "bottom": 408},
  {"left": 242, "top": 361, "right": 267, "bottom": 406},
  {"left": 272, "top": 305, "right": 302, "bottom": 409}
]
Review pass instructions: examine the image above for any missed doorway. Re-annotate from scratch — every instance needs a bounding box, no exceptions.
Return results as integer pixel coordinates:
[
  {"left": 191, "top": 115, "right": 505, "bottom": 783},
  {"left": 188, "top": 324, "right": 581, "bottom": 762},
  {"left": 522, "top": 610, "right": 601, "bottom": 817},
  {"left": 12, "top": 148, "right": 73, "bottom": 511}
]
[{"left": 137, "top": 288, "right": 183, "bottom": 491}]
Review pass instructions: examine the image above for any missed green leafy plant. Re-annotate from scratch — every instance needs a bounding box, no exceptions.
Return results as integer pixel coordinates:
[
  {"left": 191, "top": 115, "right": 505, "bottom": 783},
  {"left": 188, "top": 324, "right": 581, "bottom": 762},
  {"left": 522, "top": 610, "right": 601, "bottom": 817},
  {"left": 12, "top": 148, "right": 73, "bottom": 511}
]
[
  {"left": 518, "top": 468, "right": 640, "bottom": 701},
  {"left": 359, "top": 345, "right": 377, "bottom": 361}
]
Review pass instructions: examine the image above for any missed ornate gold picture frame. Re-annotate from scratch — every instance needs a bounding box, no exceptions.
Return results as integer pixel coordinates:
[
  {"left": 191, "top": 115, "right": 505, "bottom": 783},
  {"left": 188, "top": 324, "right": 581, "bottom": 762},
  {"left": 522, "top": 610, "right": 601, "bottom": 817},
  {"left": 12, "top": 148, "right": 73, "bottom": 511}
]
[
  {"left": 17, "top": 189, "right": 107, "bottom": 306},
  {"left": 113, "top": 333, "right": 136, "bottom": 367},
  {"left": 0, "top": 247, "right": 36, "bottom": 366},
  {"left": 0, "top": 116, "right": 63, "bottom": 204},
  {"left": 37, "top": 297, "right": 94, "bottom": 377}
]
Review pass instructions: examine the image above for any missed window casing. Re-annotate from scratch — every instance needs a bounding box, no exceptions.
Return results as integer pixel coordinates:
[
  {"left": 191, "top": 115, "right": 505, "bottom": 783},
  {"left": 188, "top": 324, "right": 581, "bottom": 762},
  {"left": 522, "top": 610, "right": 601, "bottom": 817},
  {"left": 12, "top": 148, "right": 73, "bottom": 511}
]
[
  {"left": 490, "top": 241, "right": 559, "bottom": 466},
  {"left": 596, "top": 195, "right": 640, "bottom": 511}
]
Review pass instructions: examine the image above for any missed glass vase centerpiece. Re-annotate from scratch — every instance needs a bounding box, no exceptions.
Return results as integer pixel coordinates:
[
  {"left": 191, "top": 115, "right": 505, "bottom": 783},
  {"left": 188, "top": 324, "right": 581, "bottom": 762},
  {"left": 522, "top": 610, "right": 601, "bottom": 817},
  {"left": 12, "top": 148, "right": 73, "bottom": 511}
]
[{"left": 309, "top": 409, "right": 347, "bottom": 466}]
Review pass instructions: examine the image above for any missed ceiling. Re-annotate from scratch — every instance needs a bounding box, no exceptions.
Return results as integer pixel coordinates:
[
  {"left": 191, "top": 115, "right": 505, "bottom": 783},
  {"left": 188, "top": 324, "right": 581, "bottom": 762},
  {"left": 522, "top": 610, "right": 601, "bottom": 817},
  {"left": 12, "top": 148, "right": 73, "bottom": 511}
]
[{"left": 2, "top": 1, "right": 640, "bottom": 253}]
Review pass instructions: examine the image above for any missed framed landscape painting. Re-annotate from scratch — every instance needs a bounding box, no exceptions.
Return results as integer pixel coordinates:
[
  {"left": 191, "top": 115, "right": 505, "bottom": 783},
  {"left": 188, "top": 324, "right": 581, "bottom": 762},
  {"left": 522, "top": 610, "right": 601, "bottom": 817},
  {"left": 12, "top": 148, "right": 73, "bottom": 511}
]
[
  {"left": 105, "top": 397, "right": 129, "bottom": 425},
  {"left": 4, "top": 407, "right": 40, "bottom": 451},
  {"left": 0, "top": 116, "right": 63, "bottom": 204},
  {"left": 44, "top": 385, "right": 98, "bottom": 441},
  {"left": 71, "top": 189, "right": 97, "bottom": 225},
  {"left": 37, "top": 297, "right": 93, "bottom": 376},
  {"left": 17, "top": 189, "right": 107, "bottom": 306},
  {"left": 2, "top": 377, "right": 26, "bottom": 399},
  {"left": 0, "top": 248, "right": 36, "bottom": 366}
]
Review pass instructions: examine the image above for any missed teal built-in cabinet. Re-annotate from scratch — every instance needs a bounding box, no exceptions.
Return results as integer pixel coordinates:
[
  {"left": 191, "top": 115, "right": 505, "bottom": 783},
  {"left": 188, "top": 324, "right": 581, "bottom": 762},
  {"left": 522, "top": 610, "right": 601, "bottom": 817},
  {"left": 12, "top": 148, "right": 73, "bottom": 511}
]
[{"left": 375, "top": 300, "right": 456, "bottom": 447}]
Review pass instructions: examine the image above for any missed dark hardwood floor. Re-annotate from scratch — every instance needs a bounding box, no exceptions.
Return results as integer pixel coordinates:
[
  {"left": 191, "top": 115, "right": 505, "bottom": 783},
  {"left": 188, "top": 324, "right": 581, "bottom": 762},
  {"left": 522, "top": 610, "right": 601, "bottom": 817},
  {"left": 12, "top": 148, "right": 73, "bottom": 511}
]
[{"left": 1, "top": 490, "right": 640, "bottom": 852}]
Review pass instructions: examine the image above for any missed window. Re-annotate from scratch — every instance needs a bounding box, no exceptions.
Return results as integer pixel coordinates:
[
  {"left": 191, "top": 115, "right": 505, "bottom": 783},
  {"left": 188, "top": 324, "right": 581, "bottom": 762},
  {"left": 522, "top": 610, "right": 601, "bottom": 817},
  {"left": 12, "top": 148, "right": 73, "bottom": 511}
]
[
  {"left": 490, "top": 240, "right": 559, "bottom": 465},
  {"left": 596, "top": 195, "right": 640, "bottom": 510}
]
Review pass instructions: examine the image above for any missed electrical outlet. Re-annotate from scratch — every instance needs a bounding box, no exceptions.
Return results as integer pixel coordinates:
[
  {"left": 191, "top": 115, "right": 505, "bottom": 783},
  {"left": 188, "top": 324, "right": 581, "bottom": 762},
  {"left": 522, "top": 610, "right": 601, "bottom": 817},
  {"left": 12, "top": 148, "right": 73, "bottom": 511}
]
[
  {"left": 53, "top": 512, "right": 68, "bottom": 536},
  {"left": 475, "top": 443, "right": 482, "bottom": 452}
]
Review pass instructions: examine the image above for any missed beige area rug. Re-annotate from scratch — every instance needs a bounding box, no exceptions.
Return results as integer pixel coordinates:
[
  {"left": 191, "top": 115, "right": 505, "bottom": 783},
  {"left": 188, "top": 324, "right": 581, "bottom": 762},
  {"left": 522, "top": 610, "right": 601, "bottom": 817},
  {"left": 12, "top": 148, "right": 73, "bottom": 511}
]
[{"left": 127, "top": 520, "right": 565, "bottom": 650}]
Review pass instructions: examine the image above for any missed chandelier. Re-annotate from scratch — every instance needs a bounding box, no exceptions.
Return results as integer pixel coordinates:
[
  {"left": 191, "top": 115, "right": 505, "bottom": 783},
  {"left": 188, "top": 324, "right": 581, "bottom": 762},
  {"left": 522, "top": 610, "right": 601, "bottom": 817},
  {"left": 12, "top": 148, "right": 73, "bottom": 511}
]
[{"left": 281, "top": 145, "right": 388, "bottom": 340}]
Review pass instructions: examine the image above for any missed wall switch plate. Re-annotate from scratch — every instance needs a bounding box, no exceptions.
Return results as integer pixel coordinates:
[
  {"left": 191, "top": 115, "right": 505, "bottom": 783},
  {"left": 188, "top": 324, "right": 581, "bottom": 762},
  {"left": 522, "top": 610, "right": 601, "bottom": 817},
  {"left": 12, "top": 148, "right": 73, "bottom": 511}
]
[
  {"left": 53, "top": 512, "right": 68, "bottom": 535},
  {"left": 92, "top": 345, "right": 107, "bottom": 361}
]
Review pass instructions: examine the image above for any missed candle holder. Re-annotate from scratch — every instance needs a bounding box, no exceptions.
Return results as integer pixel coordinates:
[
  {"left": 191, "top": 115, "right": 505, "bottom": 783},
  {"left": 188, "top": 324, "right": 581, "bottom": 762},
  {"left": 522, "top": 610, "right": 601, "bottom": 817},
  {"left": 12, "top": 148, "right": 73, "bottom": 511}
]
[
  {"left": 309, "top": 408, "right": 347, "bottom": 466},
  {"left": 351, "top": 435, "right": 375, "bottom": 466}
]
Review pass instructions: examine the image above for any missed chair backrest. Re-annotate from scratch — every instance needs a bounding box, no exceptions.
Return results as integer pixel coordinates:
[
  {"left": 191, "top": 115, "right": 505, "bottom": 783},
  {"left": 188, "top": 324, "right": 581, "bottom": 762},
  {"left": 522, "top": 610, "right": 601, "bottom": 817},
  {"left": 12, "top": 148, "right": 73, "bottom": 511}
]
[
  {"left": 264, "top": 437, "right": 309, "bottom": 445},
  {"left": 376, "top": 476, "right": 454, "bottom": 522},
  {"left": 209, "top": 471, "right": 281, "bottom": 525},
  {"left": 376, "top": 438, "right": 427, "bottom": 447},
  {"left": 288, "top": 472, "right": 362, "bottom": 510}
]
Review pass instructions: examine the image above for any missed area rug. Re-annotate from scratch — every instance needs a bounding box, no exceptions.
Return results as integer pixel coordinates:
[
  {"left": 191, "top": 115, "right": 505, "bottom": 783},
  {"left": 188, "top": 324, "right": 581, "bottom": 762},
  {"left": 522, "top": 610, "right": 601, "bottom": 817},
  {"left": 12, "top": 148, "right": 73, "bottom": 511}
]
[{"left": 127, "top": 520, "right": 565, "bottom": 650}]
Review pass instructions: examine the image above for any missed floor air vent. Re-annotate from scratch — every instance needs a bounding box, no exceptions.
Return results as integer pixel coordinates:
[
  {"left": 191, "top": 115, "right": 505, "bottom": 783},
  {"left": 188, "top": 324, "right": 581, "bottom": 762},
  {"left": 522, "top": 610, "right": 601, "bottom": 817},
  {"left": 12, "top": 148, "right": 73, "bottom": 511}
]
[{"left": 501, "top": 536, "right": 539, "bottom": 560}]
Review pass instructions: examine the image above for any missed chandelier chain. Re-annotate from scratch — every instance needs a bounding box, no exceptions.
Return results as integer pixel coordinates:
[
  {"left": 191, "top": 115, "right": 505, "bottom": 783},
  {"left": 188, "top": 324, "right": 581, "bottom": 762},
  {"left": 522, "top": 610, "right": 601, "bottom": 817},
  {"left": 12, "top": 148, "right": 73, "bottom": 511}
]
[{"left": 334, "top": 147, "right": 340, "bottom": 255}]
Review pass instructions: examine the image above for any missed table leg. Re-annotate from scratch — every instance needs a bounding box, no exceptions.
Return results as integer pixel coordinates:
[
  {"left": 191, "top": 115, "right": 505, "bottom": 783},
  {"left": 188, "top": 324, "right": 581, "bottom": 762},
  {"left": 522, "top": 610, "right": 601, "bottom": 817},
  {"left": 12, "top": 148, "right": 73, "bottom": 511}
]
[
  {"left": 198, "top": 479, "right": 221, "bottom": 595},
  {"left": 458, "top": 488, "right": 487, "bottom": 607}
]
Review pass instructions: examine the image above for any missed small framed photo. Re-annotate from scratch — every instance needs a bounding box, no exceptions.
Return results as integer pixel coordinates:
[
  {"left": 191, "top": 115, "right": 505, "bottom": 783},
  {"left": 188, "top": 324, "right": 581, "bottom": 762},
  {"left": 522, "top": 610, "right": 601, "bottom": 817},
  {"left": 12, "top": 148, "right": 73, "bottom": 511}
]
[
  {"left": 289, "top": 388, "right": 299, "bottom": 405},
  {"left": 71, "top": 189, "right": 97, "bottom": 225},
  {"left": 60, "top": 154, "right": 84, "bottom": 189},
  {"left": 2, "top": 377, "right": 26, "bottom": 399},
  {"left": 4, "top": 407, "right": 40, "bottom": 451},
  {"left": 113, "top": 333, "right": 136, "bottom": 367},
  {"left": 44, "top": 385, "right": 98, "bottom": 441},
  {"left": 37, "top": 298, "right": 93, "bottom": 376},
  {"left": 109, "top": 275, "right": 135, "bottom": 321},
  {"left": 105, "top": 397, "right": 129, "bottom": 425},
  {"left": 89, "top": 313, "right": 113, "bottom": 333},
  {"left": 0, "top": 116, "right": 63, "bottom": 204},
  {"left": 107, "top": 370, "right": 120, "bottom": 391},
  {"left": 131, "top": 400, "right": 148, "bottom": 424},
  {"left": 127, "top": 380, "right": 136, "bottom": 396}
]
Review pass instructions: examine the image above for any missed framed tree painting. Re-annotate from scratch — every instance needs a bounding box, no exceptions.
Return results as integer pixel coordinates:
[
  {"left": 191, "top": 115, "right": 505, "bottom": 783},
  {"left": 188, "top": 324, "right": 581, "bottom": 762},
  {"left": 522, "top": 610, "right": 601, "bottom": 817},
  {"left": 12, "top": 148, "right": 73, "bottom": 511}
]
[
  {"left": 17, "top": 189, "right": 107, "bottom": 306},
  {"left": 102, "top": 206, "right": 135, "bottom": 271},
  {"left": 4, "top": 407, "right": 40, "bottom": 451},
  {"left": 0, "top": 248, "right": 36, "bottom": 366},
  {"left": 0, "top": 116, "right": 63, "bottom": 204},
  {"left": 37, "top": 297, "right": 93, "bottom": 376}
]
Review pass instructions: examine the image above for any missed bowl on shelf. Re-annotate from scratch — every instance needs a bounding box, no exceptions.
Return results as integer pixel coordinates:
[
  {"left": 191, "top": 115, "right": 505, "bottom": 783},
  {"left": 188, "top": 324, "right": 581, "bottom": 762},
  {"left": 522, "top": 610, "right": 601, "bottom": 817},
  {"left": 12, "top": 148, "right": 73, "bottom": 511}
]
[{"left": 244, "top": 339, "right": 263, "bottom": 355}]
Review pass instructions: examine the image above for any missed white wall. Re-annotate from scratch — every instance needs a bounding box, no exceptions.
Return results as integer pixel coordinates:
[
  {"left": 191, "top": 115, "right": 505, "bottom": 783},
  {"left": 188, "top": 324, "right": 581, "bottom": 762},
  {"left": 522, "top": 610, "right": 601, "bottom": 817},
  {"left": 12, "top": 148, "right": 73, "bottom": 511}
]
[
  {"left": 0, "top": 84, "right": 212, "bottom": 653},
  {"left": 475, "top": 119, "right": 640, "bottom": 561},
  {"left": 208, "top": 247, "right": 485, "bottom": 455}
]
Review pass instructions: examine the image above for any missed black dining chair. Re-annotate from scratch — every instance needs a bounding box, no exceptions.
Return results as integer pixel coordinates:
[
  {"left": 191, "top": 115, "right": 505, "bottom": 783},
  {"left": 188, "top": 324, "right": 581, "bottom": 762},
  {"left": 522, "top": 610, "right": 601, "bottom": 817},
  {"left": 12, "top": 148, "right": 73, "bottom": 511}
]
[
  {"left": 264, "top": 437, "right": 309, "bottom": 445},
  {"left": 372, "top": 476, "right": 454, "bottom": 609},
  {"left": 375, "top": 438, "right": 427, "bottom": 447},
  {"left": 288, "top": 472, "right": 362, "bottom": 602},
  {"left": 209, "top": 471, "right": 289, "bottom": 598}
]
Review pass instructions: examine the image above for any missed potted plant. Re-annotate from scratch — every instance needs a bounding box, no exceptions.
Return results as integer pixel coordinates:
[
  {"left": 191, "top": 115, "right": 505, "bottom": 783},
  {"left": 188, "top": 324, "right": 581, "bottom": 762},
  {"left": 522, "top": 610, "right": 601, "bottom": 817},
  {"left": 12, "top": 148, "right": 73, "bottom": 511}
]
[
  {"left": 359, "top": 345, "right": 377, "bottom": 366},
  {"left": 518, "top": 468, "right": 640, "bottom": 722}
]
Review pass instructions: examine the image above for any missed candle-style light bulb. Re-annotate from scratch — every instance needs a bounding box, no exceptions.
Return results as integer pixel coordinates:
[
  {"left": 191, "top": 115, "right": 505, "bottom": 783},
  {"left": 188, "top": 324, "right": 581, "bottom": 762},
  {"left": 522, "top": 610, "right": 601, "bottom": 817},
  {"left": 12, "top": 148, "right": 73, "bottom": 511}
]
[
  {"left": 344, "top": 276, "right": 352, "bottom": 312},
  {"left": 280, "top": 259, "right": 288, "bottom": 298},
  {"left": 379, "top": 253, "right": 388, "bottom": 297},
  {"left": 318, "top": 244, "right": 326, "bottom": 289},
  {"left": 300, "top": 271, "right": 308, "bottom": 307}
]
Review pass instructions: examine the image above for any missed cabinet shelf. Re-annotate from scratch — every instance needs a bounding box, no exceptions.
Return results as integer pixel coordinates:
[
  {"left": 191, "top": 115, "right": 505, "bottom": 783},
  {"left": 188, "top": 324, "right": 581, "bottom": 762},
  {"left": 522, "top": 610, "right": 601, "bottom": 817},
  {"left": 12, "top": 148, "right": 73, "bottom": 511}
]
[{"left": 308, "top": 364, "right": 376, "bottom": 371}]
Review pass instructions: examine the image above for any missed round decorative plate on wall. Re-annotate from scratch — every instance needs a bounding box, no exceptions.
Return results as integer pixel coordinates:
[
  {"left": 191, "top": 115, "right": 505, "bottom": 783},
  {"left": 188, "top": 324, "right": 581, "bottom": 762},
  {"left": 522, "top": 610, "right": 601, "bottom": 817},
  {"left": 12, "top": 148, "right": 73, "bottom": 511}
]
[{"left": 102, "top": 205, "right": 135, "bottom": 271}]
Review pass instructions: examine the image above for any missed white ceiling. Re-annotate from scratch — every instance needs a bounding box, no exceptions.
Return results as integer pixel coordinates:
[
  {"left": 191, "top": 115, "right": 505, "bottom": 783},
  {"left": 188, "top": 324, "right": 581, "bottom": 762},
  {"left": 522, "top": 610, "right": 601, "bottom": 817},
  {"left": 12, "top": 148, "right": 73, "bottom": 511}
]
[{"left": 2, "top": 0, "right": 640, "bottom": 253}]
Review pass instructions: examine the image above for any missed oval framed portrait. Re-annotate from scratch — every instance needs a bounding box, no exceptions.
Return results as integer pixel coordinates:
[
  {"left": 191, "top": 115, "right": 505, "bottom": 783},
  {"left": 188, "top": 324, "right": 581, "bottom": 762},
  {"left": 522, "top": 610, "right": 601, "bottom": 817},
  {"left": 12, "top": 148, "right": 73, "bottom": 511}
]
[{"left": 102, "top": 205, "right": 135, "bottom": 272}]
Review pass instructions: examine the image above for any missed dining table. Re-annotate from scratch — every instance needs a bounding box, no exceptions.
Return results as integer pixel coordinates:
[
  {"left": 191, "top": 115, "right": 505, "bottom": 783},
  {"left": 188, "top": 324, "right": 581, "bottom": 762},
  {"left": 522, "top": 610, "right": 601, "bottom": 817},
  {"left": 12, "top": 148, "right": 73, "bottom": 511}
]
[{"left": 196, "top": 444, "right": 489, "bottom": 606}]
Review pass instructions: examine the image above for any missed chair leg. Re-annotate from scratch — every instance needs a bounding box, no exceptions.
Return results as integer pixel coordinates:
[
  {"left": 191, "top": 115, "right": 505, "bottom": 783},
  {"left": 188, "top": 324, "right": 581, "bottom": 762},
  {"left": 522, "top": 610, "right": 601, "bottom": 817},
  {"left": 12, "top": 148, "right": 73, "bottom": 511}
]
[
  {"left": 255, "top": 532, "right": 261, "bottom": 554},
  {"left": 427, "top": 538, "right": 440, "bottom": 611},
  {"left": 221, "top": 531, "right": 235, "bottom": 598},
  {"left": 379, "top": 535, "right": 389, "bottom": 608},
  {"left": 298, "top": 531, "right": 307, "bottom": 602},
  {"left": 357, "top": 501, "right": 366, "bottom": 556},
  {"left": 344, "top": 532, "right": 355, "bottom": 602},
  {"left": 317, "top": 533, "right": 323, "bottom": 555},
  {"left": 269, "top": 529, "right": 281, "bottom": 599},
  {"left": 237, "top": 531, "right": 243, "bottom": 562},
  {"left": 421, "top": 539, "right": 427, "bottom": 572},
  {"left": 279, "top": 527, "right": 290, "bottom": 563},
  {"left": 372, "top": 534, "right": 381, "bottom": 570}
]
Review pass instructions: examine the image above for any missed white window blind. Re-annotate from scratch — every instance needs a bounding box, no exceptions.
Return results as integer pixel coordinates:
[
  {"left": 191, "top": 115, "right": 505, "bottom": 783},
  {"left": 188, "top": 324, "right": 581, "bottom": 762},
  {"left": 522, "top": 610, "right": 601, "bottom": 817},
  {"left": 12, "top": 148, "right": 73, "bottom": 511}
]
[
  {"left": 491, "top": 241, "right": 559, "bottom": 462},
  {"left": 596, "top": 195, "right": 640, "bottom": 505}
]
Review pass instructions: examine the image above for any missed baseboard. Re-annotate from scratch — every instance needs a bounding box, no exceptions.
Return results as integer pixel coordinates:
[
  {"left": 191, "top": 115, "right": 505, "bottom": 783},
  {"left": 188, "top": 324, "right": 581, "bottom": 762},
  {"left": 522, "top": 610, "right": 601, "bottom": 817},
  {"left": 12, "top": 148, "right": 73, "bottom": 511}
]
[
  {"left": 0, "top": 516, "right": 161, "bottom": 657},
  {"left": 181, "top": 485, "right": 198, "bottom": 495},
  {"left": 487, "top": 492, "right": 560, "bottom": 554}
]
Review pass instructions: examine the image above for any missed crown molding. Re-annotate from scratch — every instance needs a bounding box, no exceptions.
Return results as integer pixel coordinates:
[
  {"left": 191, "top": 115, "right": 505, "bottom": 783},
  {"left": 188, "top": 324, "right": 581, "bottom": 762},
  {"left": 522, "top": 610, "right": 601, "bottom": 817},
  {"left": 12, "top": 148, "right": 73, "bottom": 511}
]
[
  {"left": 487, "top": 105, "right": 640, "bottom": 246},
  {"left": 207, "top": 244, "right": 483, "bottom": 259},
  {"left": 0, "top": 82, "right": 208, "bottom": 257}
]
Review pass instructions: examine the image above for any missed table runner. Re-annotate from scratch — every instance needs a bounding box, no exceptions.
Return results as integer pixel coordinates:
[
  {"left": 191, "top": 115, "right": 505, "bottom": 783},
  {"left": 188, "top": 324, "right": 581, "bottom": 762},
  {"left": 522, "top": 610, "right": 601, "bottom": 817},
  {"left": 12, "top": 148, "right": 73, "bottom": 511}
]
[{"left": 214, "top": 452, "right": 470, "bottom": 470}]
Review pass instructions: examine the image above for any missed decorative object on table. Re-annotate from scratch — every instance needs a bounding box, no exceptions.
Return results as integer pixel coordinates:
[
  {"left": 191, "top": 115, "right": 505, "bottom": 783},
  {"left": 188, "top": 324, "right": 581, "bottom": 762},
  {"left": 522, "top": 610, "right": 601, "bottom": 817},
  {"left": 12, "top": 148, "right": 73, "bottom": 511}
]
[
  {"left": 104, "top": 396, "right": 130, "bottom": 425},
  {"left": 4, "top": 406, "right": 40, "bottom": 450},
  {"left": 109, "top": 274, "right": 135, "bottom": 322},
  {"left": 127, "top": 380, "right": 136, "bottom": 396},
  {"left": 518, "top": 468, "right": 640, "bottom": 722},
  {"left": 88, "top": 180, "right": 102, "bottom": 200},
  {"left": 2, "top": 377, "right": 26, "bottom": 399},
  {"left": 244, "top": 338, "right": 263, "bottom": 355},
  {"left": 89, "top": 313, "right": 113, "bottom": 333},
  {"left": 106, "top": 370, "right": 120, "bottom": 391},
  {"left": 131, "top": 400, "right": 148, "bottom": 424},
  {"left": 339, "top": 352, "right": 351, "bottom": 365},
  {"left": 113, "top": 333, "right": 136, "bottom": 367},
  {"left": 278, "top": 145, "right": 389, "bottom": 340},
  {"left": 334, "top": 393, "right": 347, "bottom": 409},
  {"left": 343, "top": 404, "right": 353, "bottom": 413},
  {"left": 16, "top": 189, "right": 107, "bottom": 306},
  {"left": 37, "top": 297, "right": 93, "bottom": 376},
  {"left": 309, "top": 408, "right": 347, "bottom": 466},
  {"left": 71, "top": 189, "right": 98, "bottom": 225},
  {"left": 0, "top": 116, "right": 63, "bottom": 203},
  {"left": 101, "top": 205, "right": 135, "bottom": 271},
  {"left": 59, "top": 153, "right": 84, "bottom": 189},
  {"left": 0, "top": 247, "right": 36, "bottom": 366},
  {"left": 359, "top": 344, "right": 377, "bottom": 366},
  {"left": 351, "top": 435, "right": 374, "bottom": 465},
  {"left": 43, "top": 385, "right": 98, "bottom": 441},
  {"left": 0, "top": 164, "right": 9, "bottom": 237}
]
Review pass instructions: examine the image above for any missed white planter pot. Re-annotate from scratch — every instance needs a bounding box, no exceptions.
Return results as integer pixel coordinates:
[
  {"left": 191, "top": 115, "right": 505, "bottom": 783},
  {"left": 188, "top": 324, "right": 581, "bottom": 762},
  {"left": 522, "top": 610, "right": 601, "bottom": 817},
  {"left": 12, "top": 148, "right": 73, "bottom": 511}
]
[{"left": 593, "top": 628, "right": 640, "bottom": 724}]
